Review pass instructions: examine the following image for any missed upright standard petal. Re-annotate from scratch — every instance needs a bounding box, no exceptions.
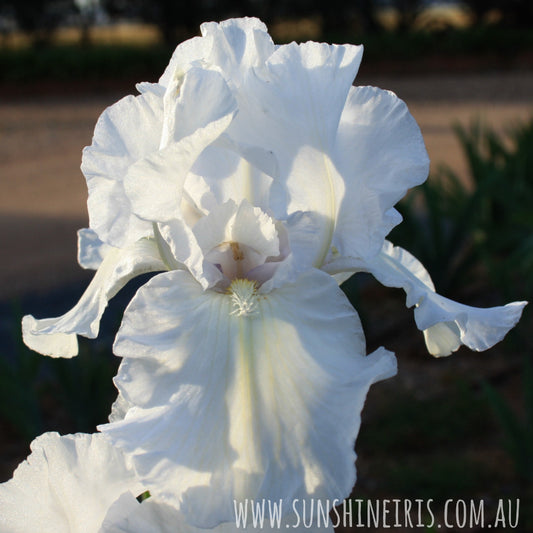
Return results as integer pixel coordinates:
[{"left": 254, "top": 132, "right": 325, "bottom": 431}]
[
  {"left": 160, "top": 67, "right": 237, "bottom": 149},
  {"left": 0, "top": 432, "right": 143, "bottom": 533},
  {"left": 124, "top": 69, "right": 238, "bottom": 224},
  {"left": 332, "top": 86, "right": 429, "bottom": 259},
  {"left": 187, "top": 136, "right": 278, "bottom": 211},
  {"left": 159, "top": 17, "right": 275, "bottom": 90},
  {"left": 22, "top": 238, "right": 166, "bottom": 358},
  {"left": 82, "top": 90, "right": 164, "bottom": 248},
  {"left": 229, "top": 40, "right": 363, "bottom": 267},
  {"left": 100, "top": 269, "right": 396, "bottom": 528},
  {"left": 325, "top": 241, "right": 527, "bottom": 357}
]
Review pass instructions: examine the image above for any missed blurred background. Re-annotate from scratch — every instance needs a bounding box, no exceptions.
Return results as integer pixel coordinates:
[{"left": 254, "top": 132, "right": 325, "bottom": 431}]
[{"left": 1, "top": 1, "right": 532, "bottom": 530}]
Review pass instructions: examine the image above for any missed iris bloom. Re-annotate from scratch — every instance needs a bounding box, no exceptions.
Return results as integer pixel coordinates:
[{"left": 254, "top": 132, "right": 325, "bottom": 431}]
[{"left": 21, "top": 17, "right": 525, "bottom": 528}]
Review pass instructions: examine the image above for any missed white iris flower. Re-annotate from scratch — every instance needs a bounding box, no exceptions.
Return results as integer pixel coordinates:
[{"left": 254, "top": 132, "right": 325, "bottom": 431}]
[{"left": 19, "top": 17, "right": 525, "bottom": 529}]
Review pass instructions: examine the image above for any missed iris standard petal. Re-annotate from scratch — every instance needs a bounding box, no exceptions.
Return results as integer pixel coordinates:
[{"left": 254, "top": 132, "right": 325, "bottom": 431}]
[
  {"left": 0, "top": 432, "right": 143, "bottom": 533},
  {"left": 159, "top": 17, "right": 275, "bottom": 90},
  {"left": 82, "top": 90, "right": 164, "bottom": 248},
  {"left": 187, "top": 136, "right": 277, "bottom": 210},
  {"left": 333, "top": 86, "right": 429, "bottom": 259},
  {"left": 160, "top": 67, "right": 237, "bottom": 149},
  {"left": 124, "top": 70, "right": 238, "bottom": 224},
  {"left": 100, "top": 269, "right": 396, "bottom": 528},
  {"left": 22, "top": 238, "right": 166, "bottom": 358},
  {"left": 229, "top": 40, "right": 363, "bottom": 267}
]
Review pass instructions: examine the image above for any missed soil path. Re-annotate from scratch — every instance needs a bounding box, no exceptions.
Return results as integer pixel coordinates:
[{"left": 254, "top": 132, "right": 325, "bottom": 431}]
[{"left": 1, "top": 71, "right": 532, "bottom": 299}]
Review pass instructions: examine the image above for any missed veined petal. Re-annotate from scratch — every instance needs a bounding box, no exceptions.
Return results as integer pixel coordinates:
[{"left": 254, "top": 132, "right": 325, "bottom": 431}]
[
  {"left": 100, "top": 269, "right": 396, "bottom": 528},
  {"left": 333, "top": 86, "right": 429, "bottom": 259},
  {"left": 22, "top": 239, "right": 166, "bottom": 358},
  {"left": 325, "top": 241, "right": 527, "bottom": 357},
  {"left": 82, "top": 91, "right": 164, "bottom": 248},
  {"left": 0, "top": 432, "right": 143, "bottom": 533}
]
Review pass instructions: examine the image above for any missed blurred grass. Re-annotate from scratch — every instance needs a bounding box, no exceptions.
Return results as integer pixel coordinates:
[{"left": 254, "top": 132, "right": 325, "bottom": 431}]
[
  {"left": 0, "top": 44, "right": 171, "bottom": 82},
  {"left": 389, "top": 117, "right": 533, "bottom": 303},
  {"left": 0, "top": 324, "right": 119, "bottom": 441},
  {"left": 1, "top": 25, "right": 533, "bottom": 82},
  {"left": 336, "top": 25, "right": 533, "bottom": 63}
]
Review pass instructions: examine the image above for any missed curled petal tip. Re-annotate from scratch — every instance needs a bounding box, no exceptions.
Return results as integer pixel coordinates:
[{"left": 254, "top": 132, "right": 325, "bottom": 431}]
[
  {"left": 22, "top": 315, "right": 79, "bottom": 358},
  {"left": 422, "top": 300, "right": 528, "bottom": 358}
]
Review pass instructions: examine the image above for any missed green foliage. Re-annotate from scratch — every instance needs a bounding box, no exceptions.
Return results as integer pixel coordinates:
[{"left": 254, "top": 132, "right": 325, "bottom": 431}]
[
  {"left": 483, "top": 356, "right": 533, "bottom": 484},
  {"left": 2, "top": 25, "right": 533, "bottom": 82},
  {"left": 0, "top": 305, "right": 43, "bottom": 440},
  {"left": 386, "top": 455, "right": 492, "bottom": 500},
  {"left": 0, "top": 306, "right": 119, "bottom": 443},
  {"left": 0, "top": 44, "right": 172, "bottom": 82},
  {"left": 390, "top": 117, "right": 533, "bottom": 301},
  {"left": 456, "top": 120, "right": 533, "bottom": 300},
  {"left": 360, "top": 382, "right": 492, "bottom": 455},
  {"left": 357, "top": 381, "right": 498, "bottom": 500}
]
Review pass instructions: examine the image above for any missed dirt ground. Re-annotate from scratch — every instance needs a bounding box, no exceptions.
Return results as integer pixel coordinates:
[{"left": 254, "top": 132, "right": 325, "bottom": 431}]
[{"left": 1, "top": 70, "right": 532, "bottom": 300}]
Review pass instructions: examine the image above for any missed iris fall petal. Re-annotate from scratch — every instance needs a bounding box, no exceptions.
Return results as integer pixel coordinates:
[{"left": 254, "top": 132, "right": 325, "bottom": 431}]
[
  {"left": 100, "top": 269, "right": 396, "bottom": 527},
  {"left": 22, "top": 238, "right": 166, "bottom": 357}
]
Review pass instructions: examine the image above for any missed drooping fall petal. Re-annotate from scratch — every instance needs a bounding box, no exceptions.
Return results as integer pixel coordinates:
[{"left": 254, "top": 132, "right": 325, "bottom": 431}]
[
  {"left": 100, "top": 269, "right": 396, "bottom": 527},
  {"left": 324, "top": 241, "right": 527, "bottom": 356},
  {"left": 22, "top": 239, "right": 166, "bottom": 357}
]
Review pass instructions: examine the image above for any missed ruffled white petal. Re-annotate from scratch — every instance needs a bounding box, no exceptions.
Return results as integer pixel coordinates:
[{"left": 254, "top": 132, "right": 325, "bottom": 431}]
[
  {"left": 333, "top": 86, "right": 429, "bottom": 259},
  {"left": 159, "top": 18, "right": 275, "bottom": 90},
  {"left": 160, "top": 67, "right": 237, "bottom": 149},
  {"left": 100, "top": 494, "right": 180, "bottom": 533},
  {"left": 195, "top": 200, "right": 279, "bottom": 277},
  {"left": 124, "top": 72, "right": 237, "bottom": 224},
  {"left": 0, "top": 432, "right": 143, "bottom": 533},
  {"left": 82, "top": 91, "right": 164, "bottom": 247},
  {"left": 158, "top": 218, "right": 225, "bottom": 290},
  {"left": 229, "top": 41, "right": 363, "bottom": 267},
  {"left": 325, "top": 241, "right": 527, "bottom": 356},
  {"left": 100, "top": 269, "right": 396, "bottom": 528},
  {"left": 22, "top": 238, "right": 166, "bottom": 358},
  {"left": 201, "top": 17, "right": 275, "bottom": 88},
  {"left": 109, "top": 391, "right": 134, "bottom": 423}
]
